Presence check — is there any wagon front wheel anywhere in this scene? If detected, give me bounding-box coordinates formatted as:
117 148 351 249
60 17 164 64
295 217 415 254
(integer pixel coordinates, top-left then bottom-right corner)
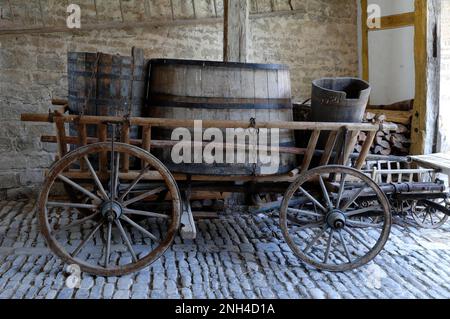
38 142 181 276
280 165 391 272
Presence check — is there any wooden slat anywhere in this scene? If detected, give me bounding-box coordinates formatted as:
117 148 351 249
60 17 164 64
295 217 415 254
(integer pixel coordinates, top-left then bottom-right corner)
121 123 130 172
54 116 68 160
301 130 320 173
77 123 88 171
142 126 152 152
355 130 377 170
98 124 108 173
319 131 339 166
341 130 360 166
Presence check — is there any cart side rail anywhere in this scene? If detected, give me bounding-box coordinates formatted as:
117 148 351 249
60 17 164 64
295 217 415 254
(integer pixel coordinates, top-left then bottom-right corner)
21 111 397 178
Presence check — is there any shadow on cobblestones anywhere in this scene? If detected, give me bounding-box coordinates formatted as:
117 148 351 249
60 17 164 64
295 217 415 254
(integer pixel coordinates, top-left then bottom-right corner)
1 199 450 299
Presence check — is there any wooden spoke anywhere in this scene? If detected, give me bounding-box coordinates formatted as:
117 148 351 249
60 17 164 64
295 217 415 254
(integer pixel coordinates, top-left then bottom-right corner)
319 176 333 210
104 222 112 267
336 173 347 209
345 206 383 217
323 229 334 264
296 222 324 230
123 186 166 207
52 213 99 234
287 207 324 219
47 202 98 210
304 225 327 254
299 187 327 212
346 220 382 228
343 227 372 250
119 165 150 201
340 185 366 211
71 221 104 258
123 208 169 219
121 215 159 242
338 231 352 263
114 152 120 196
84 156 109 200
115 219 138 263
58 174 101 202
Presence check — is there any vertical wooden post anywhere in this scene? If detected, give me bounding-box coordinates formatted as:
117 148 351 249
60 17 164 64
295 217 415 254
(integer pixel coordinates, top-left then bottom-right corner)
361 0 369 81
98 124 108 174
77 123 88 171
142 125 152 168
54 116 68 160
411 0 440 155
142 126 152 152
121 123 130 173
411 0 428 155
223 0 249 62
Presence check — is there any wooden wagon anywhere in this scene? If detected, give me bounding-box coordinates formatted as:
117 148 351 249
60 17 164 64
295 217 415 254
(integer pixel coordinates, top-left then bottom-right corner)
21 98 421 277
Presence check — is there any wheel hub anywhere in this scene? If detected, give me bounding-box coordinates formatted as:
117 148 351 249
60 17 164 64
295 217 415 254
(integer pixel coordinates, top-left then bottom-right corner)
326 210 347 229
100 201 123 221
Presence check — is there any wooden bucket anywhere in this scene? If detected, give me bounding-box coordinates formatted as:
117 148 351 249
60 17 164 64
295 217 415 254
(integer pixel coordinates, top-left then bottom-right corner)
147 59 297 176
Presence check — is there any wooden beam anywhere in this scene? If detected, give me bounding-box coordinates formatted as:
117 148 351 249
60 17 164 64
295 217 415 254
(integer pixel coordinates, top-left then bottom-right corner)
21 113 397 131
361 0 369 81
411 0 428 155
368 12 415 31
223 0 249 62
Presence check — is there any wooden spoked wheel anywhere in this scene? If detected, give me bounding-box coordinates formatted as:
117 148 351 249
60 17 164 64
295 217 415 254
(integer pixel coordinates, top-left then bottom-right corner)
38 142 181 276
411 199 449 229
280 165 391 272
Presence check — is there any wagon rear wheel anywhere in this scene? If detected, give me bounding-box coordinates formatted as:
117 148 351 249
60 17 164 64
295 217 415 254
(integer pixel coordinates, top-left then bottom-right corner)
280 165 391 272
411 199 449 229
38 142 181 276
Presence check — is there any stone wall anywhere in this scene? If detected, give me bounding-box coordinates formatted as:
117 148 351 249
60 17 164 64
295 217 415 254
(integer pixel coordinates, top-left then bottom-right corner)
0 0 358 198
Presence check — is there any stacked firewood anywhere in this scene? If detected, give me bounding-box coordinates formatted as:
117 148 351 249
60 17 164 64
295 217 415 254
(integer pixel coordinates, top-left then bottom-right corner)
293 99 413 156
356 113 411 156
356 100 413 156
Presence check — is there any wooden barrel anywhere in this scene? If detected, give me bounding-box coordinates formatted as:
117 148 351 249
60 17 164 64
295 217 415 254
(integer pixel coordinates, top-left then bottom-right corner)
67 48 148 140
147 59 297 176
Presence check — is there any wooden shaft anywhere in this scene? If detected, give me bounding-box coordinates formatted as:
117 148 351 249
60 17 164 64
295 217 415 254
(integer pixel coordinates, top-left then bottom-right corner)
21 113 397 132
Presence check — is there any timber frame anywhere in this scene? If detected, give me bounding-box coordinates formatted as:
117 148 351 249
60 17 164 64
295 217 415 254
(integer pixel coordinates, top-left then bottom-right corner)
361 0 441 155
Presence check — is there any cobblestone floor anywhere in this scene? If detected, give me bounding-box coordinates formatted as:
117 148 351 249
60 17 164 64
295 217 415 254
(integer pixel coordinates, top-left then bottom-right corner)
1 199 450 299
